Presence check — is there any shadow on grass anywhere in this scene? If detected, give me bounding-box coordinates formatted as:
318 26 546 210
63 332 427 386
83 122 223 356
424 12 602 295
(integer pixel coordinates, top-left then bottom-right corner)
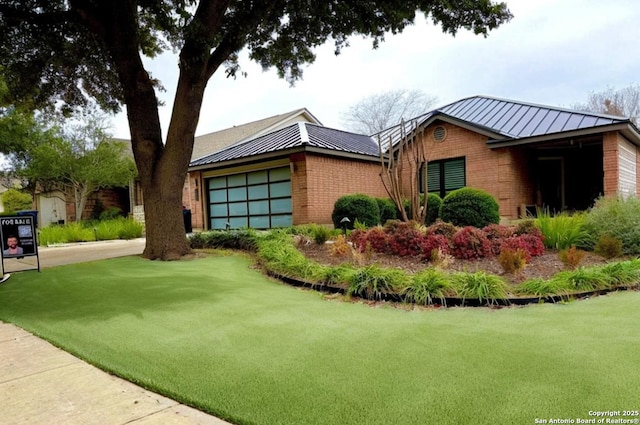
0 255 251 324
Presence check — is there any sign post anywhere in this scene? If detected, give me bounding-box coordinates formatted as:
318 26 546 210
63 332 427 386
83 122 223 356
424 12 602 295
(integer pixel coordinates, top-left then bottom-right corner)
0 215 40 274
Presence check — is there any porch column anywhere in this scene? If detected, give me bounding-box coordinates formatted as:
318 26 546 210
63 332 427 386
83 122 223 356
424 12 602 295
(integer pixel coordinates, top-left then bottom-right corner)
602 132 619 197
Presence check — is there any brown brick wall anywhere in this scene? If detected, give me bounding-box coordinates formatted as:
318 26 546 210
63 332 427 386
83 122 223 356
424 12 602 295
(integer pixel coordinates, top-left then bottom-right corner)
602 132 619 196
183 171 204 230
397 122 534 220
292 153 388 226
67 187 131 222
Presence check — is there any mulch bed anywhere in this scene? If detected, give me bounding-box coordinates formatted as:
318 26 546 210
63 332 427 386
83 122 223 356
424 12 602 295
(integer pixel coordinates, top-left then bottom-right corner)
296 240 611 286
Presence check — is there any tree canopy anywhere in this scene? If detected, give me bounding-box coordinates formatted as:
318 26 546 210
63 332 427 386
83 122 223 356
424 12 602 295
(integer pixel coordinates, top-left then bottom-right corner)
1 107 137 220
573 84 640 127
0 0 512 260
342 89 438 135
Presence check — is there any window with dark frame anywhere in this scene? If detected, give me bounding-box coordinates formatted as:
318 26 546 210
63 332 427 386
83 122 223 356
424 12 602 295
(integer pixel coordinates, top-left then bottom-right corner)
421 157 466 198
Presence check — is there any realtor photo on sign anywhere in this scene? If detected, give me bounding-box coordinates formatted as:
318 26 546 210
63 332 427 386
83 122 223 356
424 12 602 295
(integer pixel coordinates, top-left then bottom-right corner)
0 217 37 258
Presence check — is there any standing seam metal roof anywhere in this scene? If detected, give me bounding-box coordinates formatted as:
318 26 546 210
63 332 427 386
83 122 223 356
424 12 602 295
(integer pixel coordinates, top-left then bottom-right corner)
375 95 631 149
189 123 379 167
436 96 628 138
190 95 634 168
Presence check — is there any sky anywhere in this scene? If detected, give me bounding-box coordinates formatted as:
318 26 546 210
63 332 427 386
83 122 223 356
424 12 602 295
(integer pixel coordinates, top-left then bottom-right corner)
110 0 640 139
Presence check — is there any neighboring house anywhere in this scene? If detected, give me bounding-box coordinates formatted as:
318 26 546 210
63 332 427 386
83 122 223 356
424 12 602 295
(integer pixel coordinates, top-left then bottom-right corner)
187 95 640 230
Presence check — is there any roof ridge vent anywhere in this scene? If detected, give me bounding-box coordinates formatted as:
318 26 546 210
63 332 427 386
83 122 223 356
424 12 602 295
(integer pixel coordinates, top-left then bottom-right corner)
298 122 310 144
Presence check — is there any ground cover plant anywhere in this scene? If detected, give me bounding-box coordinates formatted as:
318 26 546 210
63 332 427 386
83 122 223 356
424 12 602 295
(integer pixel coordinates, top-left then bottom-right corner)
0 256 638 425
38 217 144 245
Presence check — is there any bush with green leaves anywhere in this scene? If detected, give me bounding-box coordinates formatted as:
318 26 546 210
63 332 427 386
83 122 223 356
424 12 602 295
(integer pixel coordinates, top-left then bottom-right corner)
515 278 570 298
307 223 332 244
439 187 500 228
332 194 380 229
376 198 398 225
548 267 611 292
39 222 95 245
39 218 144 245
534 208 590 250
424 193 442 225
593 235 623 259
452 271 509 304
255 231 324 281
99 207 123 221
348 264 408 300
401 269 453 305
2 188 32 212
403 193 442 225
189 228 258 251
96 217 143 240
599 259 640 288
584 196 640 255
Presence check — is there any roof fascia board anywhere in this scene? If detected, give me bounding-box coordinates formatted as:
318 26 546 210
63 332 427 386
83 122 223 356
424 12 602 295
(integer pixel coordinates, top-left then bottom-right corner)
487 123 640 148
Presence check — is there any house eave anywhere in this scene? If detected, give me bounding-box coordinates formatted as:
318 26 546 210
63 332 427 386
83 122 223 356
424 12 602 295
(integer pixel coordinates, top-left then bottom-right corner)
486 123 640 149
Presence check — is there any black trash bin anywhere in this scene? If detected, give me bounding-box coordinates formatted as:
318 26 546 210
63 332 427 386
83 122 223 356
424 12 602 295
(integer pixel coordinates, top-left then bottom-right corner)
16 210 39 228
182 209 192 233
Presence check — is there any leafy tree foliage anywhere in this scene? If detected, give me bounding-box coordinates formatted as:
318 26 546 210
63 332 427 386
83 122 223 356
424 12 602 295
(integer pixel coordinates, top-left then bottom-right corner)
22 135 136 222
1 188 32 212
1 107 137 221
342 89 438 135
0 0 512 259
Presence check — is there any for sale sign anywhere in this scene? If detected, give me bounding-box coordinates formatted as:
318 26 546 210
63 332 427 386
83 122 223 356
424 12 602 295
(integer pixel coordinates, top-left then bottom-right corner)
0 216 37 258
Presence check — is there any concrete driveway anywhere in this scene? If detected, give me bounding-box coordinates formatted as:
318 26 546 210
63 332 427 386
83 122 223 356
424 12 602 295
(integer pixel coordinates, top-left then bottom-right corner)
2 238 147 273
0 239 233 425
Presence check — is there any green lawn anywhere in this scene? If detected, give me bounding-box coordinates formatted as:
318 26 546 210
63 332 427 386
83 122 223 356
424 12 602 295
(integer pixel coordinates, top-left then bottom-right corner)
0 255 638 425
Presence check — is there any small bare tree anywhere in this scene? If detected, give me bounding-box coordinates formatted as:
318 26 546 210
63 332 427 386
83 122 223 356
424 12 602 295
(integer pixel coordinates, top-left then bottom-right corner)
378 119 429 223
343 89 438 135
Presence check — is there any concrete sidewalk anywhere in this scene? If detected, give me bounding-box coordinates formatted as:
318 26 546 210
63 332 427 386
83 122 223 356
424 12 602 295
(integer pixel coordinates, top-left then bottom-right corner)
0 240 233 425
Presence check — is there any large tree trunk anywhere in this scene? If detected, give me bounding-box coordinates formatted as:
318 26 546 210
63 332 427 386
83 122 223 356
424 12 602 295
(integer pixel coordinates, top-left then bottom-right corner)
75 0 229 260
139 172 189 260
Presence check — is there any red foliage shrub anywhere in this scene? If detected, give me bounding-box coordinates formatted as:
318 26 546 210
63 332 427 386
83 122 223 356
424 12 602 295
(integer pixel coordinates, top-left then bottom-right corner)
385 222 426 257
420 234 453 261
452 226 493 260
350 227 388 254
500 234 545 262
482 224 515 255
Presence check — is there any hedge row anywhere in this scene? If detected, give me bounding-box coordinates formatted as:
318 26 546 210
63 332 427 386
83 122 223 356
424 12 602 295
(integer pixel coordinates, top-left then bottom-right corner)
332 187 500 230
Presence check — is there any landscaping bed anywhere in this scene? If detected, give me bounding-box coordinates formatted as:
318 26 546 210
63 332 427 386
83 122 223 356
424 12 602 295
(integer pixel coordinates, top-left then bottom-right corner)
297 241 610 285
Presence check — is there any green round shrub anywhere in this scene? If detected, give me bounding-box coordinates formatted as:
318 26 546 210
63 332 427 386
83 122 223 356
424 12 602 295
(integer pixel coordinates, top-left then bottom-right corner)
425 193 442 225
403 193 441 225
376 198 398 225
332 194 380 229
440 187 500 228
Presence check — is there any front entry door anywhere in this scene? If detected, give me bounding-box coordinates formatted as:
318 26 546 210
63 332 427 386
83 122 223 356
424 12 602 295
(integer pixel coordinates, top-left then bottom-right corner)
537 157 564 213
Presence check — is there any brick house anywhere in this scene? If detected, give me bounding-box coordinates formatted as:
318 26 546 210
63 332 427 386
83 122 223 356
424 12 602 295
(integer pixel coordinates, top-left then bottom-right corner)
381 96 640 219
186 95 640 230
187 123 388 230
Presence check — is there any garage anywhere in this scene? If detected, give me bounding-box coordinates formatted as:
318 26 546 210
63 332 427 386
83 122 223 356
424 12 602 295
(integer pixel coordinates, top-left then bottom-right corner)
207 166 292 229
